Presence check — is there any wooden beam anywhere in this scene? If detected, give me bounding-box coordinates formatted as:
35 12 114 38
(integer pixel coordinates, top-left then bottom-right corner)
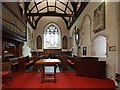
34 1 39 13
46 0 49 12
55 0 57 12
29 0 45 12
57 0 73 13
26 17 36 30
35 16 42 28
61 17 69 29
68 2 89 29
27 12 74 17
70 2 77 13
65 1 69 13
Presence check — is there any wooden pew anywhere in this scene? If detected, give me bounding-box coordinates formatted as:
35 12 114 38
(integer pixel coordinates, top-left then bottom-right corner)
75 60 106 79
59 56 68 71
18 56 33 71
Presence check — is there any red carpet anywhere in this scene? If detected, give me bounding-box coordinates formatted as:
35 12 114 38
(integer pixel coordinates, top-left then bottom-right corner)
2 72 115 89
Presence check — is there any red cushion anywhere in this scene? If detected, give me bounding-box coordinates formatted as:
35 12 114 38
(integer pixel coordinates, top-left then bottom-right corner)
25 63 30 66
25 60 33 66
67 59 75 65
67 59 72 63
29 60 33 64
70 62 75 65
2 71 9 77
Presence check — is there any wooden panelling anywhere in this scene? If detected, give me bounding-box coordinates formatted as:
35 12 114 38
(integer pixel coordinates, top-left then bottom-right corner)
31 49 71 56
75 60 106 79
2 38 24 62
44 49 61 54
2 2 27 42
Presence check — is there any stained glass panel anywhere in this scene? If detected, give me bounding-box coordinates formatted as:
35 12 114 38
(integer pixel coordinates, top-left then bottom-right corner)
45 25 59 48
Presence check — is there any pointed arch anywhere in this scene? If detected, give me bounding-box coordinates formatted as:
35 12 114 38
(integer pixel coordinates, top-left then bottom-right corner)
37 35 42 49
91 34 108 57
81 14 91 46
62 36 68 49
44 23 61 49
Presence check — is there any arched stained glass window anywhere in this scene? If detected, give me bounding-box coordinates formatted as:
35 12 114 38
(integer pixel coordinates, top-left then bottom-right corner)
44 23 61 49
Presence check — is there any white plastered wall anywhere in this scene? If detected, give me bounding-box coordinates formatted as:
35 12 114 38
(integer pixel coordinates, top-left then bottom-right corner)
118 2 120 74
34 17 69 52
118 1 120 88
69 2 119 80
22 23 34 57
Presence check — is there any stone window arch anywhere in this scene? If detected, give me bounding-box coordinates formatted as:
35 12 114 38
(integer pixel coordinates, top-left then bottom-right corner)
44 23 61 49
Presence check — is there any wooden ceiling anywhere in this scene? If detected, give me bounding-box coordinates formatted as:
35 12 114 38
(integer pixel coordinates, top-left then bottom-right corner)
25 0 89 30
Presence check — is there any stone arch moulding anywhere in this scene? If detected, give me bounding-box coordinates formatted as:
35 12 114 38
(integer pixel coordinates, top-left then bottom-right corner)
81 14 92 28
81 14 92 46
43 22 62 49
91 34 108 57
91 34 108 43
43 22 62 35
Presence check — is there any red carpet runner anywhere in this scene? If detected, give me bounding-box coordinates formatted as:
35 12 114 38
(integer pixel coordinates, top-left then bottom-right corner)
2 72 115 89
